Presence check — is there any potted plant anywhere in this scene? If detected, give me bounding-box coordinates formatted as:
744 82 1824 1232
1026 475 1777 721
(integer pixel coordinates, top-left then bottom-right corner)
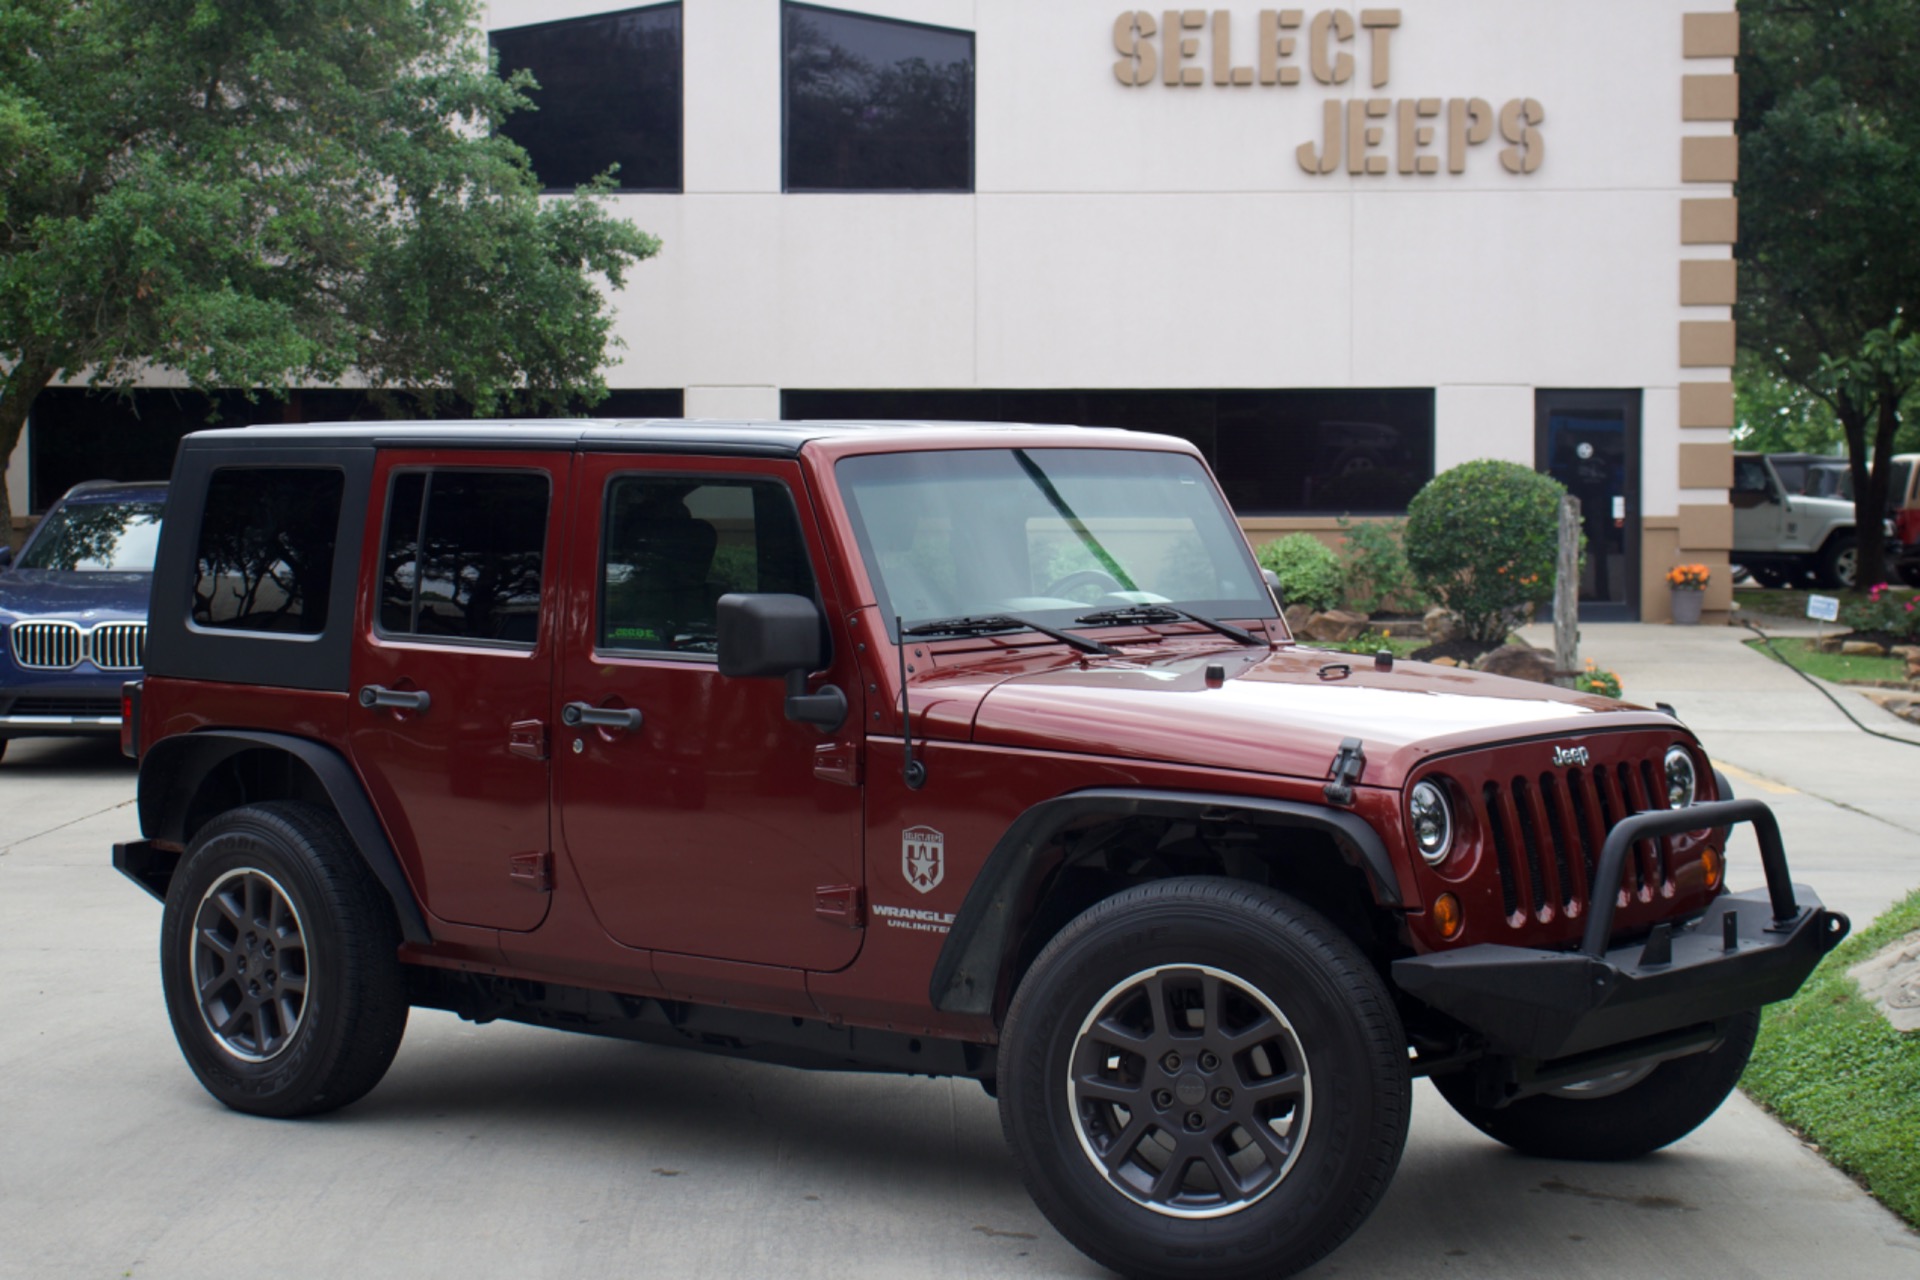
1667 563 1710 624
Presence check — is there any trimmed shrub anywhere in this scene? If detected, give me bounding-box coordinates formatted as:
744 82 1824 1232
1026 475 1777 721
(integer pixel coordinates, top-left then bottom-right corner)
1404 460 1568 644
1337 516 1421 615
1256 532 1345 613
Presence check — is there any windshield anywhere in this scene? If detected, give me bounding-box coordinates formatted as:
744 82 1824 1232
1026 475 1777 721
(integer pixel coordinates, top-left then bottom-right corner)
835 448 1274 637
18 499 164 572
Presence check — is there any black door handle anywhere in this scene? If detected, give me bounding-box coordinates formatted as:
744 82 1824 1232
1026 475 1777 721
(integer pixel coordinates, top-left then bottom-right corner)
561 701 643 731
359 684 431 713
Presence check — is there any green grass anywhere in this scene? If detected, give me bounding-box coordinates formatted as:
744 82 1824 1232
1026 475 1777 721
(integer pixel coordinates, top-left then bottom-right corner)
1733 584 1879 622
1742 888 1920 1228
1743 635 1912 684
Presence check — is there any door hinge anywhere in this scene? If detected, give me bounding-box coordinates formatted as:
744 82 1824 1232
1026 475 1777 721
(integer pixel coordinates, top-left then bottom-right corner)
508 719 548 762
813 741 861 786
509 850 554 892
814 884 864 928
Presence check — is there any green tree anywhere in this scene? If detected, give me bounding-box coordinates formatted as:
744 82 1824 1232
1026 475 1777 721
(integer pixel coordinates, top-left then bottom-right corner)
1738 0 1920 586
0 0 660 538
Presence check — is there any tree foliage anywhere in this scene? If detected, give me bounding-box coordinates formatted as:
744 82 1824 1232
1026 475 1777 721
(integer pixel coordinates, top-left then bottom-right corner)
0 0 660 537
1738 0 1920 584
1255 533 1344 613
1404 460 1567 644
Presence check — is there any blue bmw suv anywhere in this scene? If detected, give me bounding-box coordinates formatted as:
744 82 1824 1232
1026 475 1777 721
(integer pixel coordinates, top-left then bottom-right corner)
0 480 167 762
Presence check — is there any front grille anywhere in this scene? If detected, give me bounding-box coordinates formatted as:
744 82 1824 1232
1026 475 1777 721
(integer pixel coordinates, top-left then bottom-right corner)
5 620 146 671
9 621 82 670
8 697 120 717
1478 759 1672 927
89 622 146 670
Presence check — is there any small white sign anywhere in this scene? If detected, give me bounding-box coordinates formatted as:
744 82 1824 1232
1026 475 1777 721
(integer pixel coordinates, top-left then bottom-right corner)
1807 594 1841 623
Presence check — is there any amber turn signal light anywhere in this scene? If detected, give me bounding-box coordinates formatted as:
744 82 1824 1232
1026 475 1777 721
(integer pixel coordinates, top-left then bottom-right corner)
1701 846 1722 891
1433 892 1464 941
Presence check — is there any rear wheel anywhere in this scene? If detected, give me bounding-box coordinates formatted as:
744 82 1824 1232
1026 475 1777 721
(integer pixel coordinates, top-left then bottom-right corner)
1816 534 1858 589
1431 1010 1759 1161
999 879 1409 1280
160 801 408 1117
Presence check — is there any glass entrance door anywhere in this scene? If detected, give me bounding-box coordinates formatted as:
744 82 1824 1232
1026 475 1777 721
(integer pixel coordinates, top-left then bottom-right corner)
1536 390 1641 620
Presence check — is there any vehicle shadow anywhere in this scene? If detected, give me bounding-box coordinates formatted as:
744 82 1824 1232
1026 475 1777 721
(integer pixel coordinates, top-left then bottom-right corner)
0 736 135 776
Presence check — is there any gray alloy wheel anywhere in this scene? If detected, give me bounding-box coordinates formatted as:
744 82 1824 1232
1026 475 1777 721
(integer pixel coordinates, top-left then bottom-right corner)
1067 964 1313 1218
189 867 310 1063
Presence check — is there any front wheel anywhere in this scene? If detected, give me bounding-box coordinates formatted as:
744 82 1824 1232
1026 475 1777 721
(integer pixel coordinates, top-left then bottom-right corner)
160 801 409 1118
999 879 1410 1280
1431 1010 1759 1161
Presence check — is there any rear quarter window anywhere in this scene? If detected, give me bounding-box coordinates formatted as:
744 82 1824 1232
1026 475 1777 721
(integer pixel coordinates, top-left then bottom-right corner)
191 468 346 635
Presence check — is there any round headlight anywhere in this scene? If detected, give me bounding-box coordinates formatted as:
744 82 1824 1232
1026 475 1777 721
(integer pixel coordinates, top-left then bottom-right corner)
1409 779 1453 865
1664 745 1698 808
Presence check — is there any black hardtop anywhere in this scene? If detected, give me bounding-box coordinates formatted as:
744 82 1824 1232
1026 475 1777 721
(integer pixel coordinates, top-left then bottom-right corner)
176 417 1131 458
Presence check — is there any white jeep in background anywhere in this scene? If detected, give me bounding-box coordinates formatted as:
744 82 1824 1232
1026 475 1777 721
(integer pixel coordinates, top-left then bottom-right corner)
1732 452 1873 589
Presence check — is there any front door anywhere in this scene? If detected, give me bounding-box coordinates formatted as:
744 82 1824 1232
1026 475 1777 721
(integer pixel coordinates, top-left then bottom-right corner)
1537 390 1641 620
553 454 866 972
347 451 563 933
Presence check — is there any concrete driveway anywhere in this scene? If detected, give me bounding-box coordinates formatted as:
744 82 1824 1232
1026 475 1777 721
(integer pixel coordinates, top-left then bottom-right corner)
2 622 1916 1279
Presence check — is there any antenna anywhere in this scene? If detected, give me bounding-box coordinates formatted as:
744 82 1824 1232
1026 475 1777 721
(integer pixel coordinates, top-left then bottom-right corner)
897 617 926 790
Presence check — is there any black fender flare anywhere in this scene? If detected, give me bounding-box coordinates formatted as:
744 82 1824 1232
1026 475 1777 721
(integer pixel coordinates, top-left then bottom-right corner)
928 788 1403 1017
137 729 433 946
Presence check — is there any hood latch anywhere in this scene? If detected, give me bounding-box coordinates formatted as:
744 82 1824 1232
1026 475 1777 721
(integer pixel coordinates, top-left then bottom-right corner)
1324 738 1366 806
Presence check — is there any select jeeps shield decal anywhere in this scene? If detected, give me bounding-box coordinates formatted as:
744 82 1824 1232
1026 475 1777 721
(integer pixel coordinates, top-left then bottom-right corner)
1553 745 1590 767
903 825 944 894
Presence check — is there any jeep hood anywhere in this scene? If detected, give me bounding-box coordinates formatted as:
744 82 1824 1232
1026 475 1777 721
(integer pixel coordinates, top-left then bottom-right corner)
965 645 1671 790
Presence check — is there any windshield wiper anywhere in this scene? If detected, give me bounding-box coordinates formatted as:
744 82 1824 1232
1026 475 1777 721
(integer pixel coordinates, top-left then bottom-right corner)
902 614 1120 657
1075 604 1261 646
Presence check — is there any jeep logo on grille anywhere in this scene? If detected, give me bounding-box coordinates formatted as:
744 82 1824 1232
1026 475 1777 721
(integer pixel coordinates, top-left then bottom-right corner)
1552 745 1590 767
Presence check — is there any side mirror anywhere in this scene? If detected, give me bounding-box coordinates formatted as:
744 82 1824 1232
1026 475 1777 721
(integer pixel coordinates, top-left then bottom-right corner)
717 593 847 733
1262 567 1285 607
0 545 12 569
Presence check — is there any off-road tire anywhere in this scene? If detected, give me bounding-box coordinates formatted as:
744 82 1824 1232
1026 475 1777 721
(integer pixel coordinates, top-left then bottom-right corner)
160 801 408 1117
1816 534 1858 590
1431 1010 1759 1161
999 878 1409 1280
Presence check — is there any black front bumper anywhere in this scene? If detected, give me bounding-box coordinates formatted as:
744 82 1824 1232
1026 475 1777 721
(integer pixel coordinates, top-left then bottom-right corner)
1392 799 1851 1062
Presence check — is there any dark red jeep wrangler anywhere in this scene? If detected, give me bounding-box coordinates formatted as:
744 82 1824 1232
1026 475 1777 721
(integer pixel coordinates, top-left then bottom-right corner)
115 420 1846 1279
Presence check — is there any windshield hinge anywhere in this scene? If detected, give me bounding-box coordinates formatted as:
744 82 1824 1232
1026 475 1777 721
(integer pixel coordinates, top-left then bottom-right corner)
1324 738 1366 806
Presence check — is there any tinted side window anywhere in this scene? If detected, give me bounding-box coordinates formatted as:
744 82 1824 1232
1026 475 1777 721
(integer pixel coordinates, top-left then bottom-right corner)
491 4 683 192
192 468 344 634
784 3 973 192
1733 457 1770 493
601 477 816 655
380 471 550 646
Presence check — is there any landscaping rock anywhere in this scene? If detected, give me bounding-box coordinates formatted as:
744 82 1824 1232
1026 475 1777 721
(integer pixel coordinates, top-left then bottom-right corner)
1431 656 1458 667
1472 644 1558 684
1847 930 1920 1034
1422 605 1460 644
1841 640 1888 657
1283 603 1314 635
1892 644 1920 662
1303 609 1370 643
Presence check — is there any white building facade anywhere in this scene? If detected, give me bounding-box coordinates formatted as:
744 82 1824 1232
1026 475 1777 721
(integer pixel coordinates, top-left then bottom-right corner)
12 0 1742 619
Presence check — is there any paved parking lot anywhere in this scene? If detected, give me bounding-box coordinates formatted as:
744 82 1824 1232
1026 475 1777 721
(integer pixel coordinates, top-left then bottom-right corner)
3 622 1917 1278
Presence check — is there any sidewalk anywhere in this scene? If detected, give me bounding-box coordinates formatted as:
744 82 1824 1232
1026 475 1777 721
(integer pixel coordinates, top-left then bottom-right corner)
1517 617 1920 924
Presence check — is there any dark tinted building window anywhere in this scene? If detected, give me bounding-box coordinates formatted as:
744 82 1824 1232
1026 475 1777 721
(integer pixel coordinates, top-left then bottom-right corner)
784 3 973 192
600 476 816 655
492 4 682 192
782 389 1436 516
192 469 345 634
380 470 551 645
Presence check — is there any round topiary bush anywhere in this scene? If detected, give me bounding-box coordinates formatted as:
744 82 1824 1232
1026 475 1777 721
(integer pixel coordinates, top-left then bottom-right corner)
1404 460 1569 643
1256 532 1345 613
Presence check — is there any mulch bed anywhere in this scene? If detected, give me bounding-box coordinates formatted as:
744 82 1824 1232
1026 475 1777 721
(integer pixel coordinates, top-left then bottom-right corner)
1408 638 1501 665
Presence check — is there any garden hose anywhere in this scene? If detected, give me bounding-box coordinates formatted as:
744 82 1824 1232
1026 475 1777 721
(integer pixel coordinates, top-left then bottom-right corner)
1740 620 1920 750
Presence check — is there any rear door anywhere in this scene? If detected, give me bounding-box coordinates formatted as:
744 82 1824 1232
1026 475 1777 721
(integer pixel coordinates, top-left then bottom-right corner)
553 453 866 972
348 450 563 933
